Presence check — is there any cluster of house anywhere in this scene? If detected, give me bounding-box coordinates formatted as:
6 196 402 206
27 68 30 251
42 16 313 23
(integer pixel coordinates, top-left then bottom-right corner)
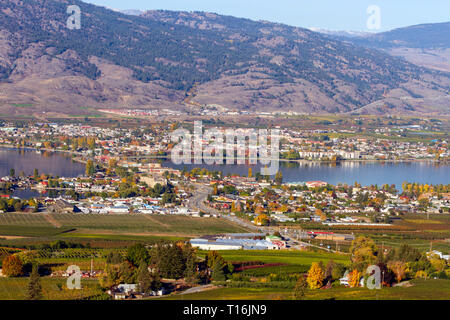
0 120 447 169
279 127 448 161
107 284 169 300
427 250 450 261
206 175 450 226
45 197 202 217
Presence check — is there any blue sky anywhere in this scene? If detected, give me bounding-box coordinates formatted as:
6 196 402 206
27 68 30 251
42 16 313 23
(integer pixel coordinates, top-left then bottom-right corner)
84 0 450 32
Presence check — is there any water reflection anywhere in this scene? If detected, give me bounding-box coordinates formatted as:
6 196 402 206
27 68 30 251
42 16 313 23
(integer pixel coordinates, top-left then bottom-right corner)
0 148 85 178
163 160 449 188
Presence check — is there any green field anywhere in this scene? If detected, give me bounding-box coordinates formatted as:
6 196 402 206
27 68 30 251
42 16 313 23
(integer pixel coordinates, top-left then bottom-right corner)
163 279 450 300
0 213 248 243
199 250 349 267
0 278 104 300
48 214 247 234
197 250 350 276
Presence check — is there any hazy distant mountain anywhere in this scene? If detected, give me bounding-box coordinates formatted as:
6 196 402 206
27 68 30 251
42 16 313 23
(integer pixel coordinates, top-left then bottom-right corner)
0 0 448 116
308 28 372 38
326 22 450 74
119 9 144 16
348 22 450 49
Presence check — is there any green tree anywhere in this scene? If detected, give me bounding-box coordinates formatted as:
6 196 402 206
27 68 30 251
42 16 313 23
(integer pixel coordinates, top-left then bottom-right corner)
100 264 121 289
13 201 23 212
331 263 346 280
293 276 308 300
211 259 226 281
9 168 15 177
126 244 150 267
136 261 153 294
106 252 124 265
184 250 199 285
349 236 378 271
206 251 226 270
118 261 136 283
150 241 185 279
26 264 42 300
85 159 95 176
324 260 336 280
275 171 283 185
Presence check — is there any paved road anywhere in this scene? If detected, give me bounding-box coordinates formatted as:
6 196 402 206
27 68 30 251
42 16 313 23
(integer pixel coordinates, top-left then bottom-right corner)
178 284 216 295
187 183 259 231
187 183 345 254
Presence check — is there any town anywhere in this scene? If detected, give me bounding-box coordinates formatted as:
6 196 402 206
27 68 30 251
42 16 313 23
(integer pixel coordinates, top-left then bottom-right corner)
0 118 448 301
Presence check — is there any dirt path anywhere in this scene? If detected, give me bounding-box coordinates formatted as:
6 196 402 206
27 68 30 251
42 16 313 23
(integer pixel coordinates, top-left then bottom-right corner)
0 235 27 240
42 213 62 228
143 215 170 228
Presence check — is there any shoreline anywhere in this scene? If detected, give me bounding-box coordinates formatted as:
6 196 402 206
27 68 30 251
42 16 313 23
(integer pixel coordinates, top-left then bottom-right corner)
0 144 447 165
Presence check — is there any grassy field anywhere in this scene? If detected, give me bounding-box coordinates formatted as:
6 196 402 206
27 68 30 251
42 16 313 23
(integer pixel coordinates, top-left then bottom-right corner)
163 279 450 300
197 250 350 276
0 213 248 247
199 250 349 266
0 278 104 300
46 213 247 235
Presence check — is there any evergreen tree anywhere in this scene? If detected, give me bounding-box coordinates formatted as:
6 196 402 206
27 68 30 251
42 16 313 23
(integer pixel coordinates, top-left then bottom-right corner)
85 159 95 176
184 252 199 285
275 171 283 185
27 264 42 300
324 260 336 280
293 276 308 300
136 261 153 295
126 243 149 267
211 259 226 282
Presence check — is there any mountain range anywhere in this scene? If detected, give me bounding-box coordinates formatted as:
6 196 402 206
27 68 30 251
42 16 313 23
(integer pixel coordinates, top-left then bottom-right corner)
0 0 448 117
320 22 450 75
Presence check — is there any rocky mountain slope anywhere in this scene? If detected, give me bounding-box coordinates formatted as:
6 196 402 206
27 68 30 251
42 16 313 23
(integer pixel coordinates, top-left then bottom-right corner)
0 0 448 116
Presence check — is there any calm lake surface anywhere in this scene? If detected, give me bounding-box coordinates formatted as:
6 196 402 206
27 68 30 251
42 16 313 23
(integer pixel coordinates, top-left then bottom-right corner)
0 148 86 198
0 148 447 194
0 148 85 178
164 160 449 189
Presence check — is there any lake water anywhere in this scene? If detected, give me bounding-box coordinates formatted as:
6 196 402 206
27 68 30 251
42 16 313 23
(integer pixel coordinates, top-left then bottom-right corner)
163 160 449 189
0 148 447 195
0 148 85 178
0 148 85 199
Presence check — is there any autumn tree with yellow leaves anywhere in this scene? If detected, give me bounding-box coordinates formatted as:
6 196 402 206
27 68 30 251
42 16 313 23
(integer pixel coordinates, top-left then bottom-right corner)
388 261 407 283
307 262 324 289
348 269 362 288
254 214 270 226
349 236 378 271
